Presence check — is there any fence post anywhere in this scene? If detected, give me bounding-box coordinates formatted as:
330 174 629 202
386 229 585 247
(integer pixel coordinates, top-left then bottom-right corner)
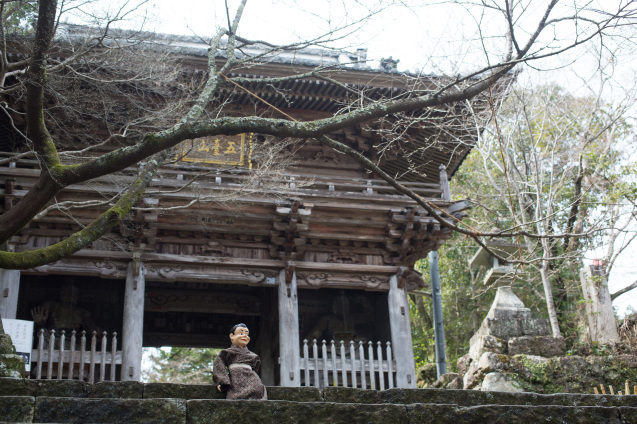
36 329 44 379
321 340 328 388
349 341 357 388
57 331 65 379
367 341 376 390
331 341 338 386
340 341 347 387
110 332 118 381
377 342 384 391
312 340 319 388
302 339 309 386
359 341 366 389
47 330 55 380
79 331 86 381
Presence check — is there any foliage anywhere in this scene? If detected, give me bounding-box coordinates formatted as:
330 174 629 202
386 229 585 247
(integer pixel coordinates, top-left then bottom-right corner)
2 0 37 35
409 82 637 368
142 347 220 385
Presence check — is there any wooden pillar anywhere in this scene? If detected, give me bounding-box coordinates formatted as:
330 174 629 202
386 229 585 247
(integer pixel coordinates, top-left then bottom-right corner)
278 268 300 386
121 260 146 381
0 269 20 319
388 274 417 388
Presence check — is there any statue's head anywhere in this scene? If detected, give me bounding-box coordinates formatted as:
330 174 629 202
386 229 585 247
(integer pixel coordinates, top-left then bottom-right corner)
60 284 79 306
229 323 250 348
332 291 350 317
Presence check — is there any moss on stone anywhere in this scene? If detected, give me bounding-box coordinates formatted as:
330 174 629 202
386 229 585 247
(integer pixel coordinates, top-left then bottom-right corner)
0 396 34 423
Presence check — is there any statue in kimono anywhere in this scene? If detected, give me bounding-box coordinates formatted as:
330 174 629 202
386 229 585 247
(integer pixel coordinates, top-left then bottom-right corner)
213 323 267 400
30 284 100 348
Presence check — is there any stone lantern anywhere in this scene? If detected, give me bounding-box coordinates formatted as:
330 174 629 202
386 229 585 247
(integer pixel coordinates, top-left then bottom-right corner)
460 232 565 391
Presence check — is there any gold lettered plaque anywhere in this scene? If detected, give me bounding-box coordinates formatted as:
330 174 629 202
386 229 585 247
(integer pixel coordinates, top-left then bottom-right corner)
176 133 253 168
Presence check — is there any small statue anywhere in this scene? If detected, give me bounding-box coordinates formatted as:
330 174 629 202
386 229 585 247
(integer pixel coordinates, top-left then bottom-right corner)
213 323 267 400
30 284 100 348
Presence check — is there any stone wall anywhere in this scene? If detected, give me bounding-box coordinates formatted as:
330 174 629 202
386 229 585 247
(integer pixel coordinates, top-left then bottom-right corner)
460 353 637 394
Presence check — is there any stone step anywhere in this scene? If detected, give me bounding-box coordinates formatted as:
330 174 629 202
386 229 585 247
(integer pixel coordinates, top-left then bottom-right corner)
1 396 636 423
1 378 636 408
1 378 637 423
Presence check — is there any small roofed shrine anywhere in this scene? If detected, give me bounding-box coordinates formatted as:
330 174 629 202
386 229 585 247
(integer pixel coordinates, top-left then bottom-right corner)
468 231 528 287
0 26 507 388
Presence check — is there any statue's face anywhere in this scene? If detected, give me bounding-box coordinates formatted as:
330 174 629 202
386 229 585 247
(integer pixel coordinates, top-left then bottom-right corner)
230 326 250 348
60 285 79 306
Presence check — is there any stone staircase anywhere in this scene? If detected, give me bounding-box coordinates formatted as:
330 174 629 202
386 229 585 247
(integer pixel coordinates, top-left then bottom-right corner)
0 378 636 423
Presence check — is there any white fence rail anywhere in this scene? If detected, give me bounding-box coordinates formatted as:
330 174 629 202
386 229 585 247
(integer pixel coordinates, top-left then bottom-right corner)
300 339 396 389
31 329 122 383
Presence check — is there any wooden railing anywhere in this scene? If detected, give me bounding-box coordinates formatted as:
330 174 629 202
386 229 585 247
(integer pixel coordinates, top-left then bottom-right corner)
300 339 396 389
31 329 122 383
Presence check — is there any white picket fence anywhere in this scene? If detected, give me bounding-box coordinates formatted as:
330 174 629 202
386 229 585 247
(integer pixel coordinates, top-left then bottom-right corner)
31 329 122 383
300 339 396 389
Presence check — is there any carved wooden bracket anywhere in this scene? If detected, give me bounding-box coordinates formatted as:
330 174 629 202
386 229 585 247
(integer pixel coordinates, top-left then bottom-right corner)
285 260 296 285
271 201 312 261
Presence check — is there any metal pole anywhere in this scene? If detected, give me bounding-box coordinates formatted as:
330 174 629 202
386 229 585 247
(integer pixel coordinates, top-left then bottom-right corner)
429 250 447 378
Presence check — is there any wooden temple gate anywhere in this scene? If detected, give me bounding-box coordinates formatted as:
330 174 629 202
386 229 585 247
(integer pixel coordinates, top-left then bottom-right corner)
0 28 492 387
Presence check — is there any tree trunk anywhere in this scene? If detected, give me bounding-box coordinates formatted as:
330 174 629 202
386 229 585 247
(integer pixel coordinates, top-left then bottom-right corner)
539 263 562 338
579 265 619 344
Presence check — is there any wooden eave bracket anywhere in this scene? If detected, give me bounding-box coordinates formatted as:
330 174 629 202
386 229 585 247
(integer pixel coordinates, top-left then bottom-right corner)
396 265 425 290
272 200 312 261
285 260 295 286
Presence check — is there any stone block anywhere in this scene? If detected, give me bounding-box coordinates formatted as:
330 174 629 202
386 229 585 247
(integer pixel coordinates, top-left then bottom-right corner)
144 382 222 400
484 317 525 339
91 381 143 398
520 318 551 336
462 357 482 390
481 372 524 392
433 372 461 389
408 404 622 424
446 375 464 390
186 399 409 424
35 397 186 424
0 377 91 398
508 336 566 357
469 335 506 360
416 363 438 386
619 407 637 424
457 354 472 378
0 334 15 355
477 352 513 373
0 396 34 423
383 388 456 405
267 386 322 402
323 386 381 404
0 354 24 378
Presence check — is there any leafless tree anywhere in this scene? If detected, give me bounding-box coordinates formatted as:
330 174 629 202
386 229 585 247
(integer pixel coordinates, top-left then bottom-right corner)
1 0 636 271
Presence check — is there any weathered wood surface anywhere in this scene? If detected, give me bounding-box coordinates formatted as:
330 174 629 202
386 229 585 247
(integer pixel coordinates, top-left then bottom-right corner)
32 329 121 383
3 154 459 286
388 274 417 388
0 268 20 319
121 262 146 382
300 339 396 389
278 269 301 387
